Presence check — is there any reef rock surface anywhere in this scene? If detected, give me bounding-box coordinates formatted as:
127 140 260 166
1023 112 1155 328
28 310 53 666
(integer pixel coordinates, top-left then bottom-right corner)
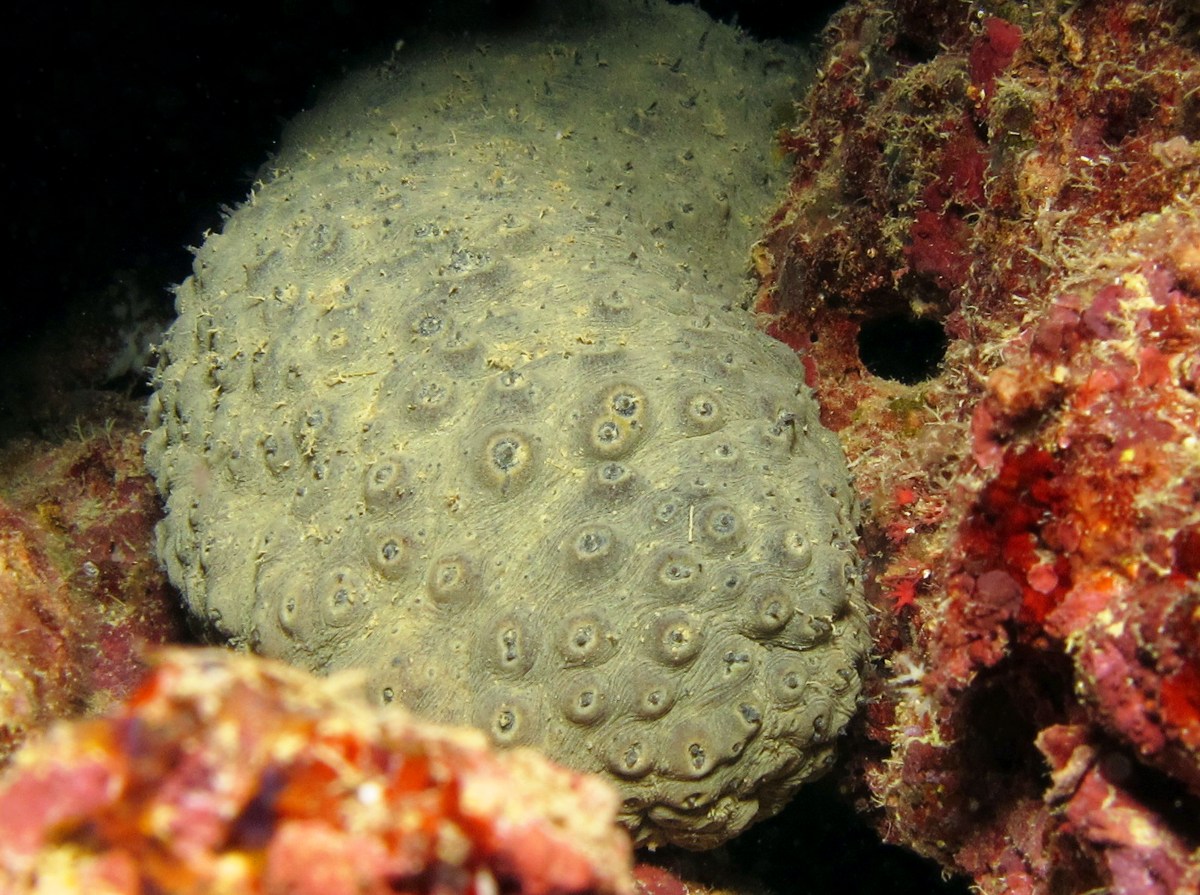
754 0 1200 890
146 0 869 849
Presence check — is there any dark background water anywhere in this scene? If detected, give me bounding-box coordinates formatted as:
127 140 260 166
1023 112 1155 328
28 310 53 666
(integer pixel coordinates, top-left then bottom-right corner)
1 3 969 892
1 0 839 355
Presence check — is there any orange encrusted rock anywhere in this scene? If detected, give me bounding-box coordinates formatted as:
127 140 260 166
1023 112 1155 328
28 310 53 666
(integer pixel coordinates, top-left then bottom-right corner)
0 648 637 895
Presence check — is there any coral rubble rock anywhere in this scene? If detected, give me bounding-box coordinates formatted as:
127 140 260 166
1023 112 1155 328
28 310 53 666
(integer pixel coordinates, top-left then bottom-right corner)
0 421 182 765
0 505 78 762
754 0 1200 891
145 0 870 849
0 648 637 895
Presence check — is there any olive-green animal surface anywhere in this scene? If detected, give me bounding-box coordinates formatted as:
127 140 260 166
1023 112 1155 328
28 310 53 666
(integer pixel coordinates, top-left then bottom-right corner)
146 0 869 850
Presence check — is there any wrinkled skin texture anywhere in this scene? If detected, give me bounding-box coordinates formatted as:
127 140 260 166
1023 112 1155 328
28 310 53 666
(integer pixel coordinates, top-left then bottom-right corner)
146 0 870 849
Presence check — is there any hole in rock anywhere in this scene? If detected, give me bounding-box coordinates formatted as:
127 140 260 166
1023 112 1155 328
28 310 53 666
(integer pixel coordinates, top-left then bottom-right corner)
957 648 1076 820
857 314 948 384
